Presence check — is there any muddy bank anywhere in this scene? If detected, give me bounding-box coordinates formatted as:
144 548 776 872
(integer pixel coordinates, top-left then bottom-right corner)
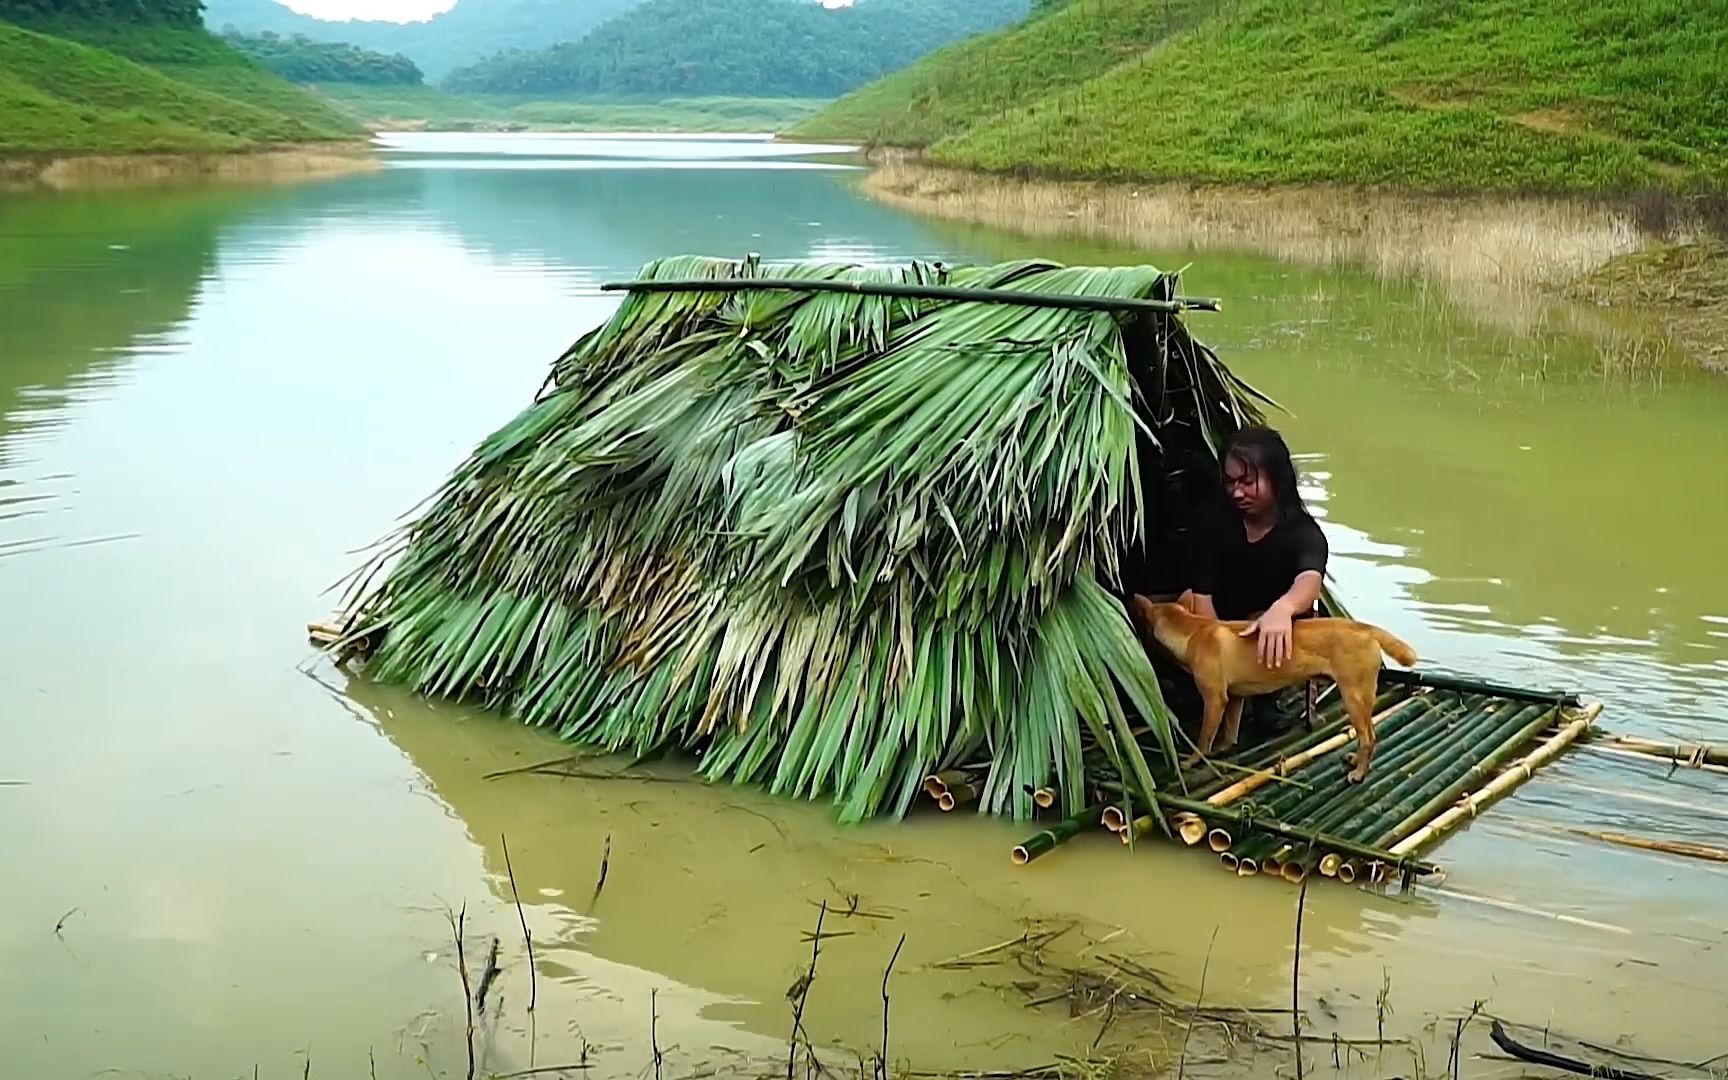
0 142 379 191
860 155 1721 369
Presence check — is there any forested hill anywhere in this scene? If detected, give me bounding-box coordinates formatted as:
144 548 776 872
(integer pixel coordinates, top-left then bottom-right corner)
203 0 645 80
795 0 1728 195
0 0 359 155
443 0 1028 98
223 30 423 85
0 0 202 25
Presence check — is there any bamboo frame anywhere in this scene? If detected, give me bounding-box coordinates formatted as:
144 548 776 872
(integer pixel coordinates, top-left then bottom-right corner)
1388 702 1601 857
1199 694 1433 808
600 277 1222 316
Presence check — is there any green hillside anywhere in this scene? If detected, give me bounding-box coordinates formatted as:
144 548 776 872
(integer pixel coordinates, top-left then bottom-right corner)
798 0 1728 194
223 30 423 86
792 0 1218 147
0 19 357 154
443 0 1027 99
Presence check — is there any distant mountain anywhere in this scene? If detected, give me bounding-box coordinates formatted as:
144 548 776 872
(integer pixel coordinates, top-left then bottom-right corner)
201 0 646 79
443 0 1029 98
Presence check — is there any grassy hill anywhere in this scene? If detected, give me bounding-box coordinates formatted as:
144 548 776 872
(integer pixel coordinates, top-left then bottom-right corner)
0 20 358 154
795 0 1728 194
792 0 1218 147
443 0 1027 99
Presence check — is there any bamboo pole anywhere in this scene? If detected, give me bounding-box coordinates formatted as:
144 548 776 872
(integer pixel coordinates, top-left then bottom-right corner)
1388 703 1601 857
1379 668 1579 708
1101 804 1129 832
1200 694 1438 809
1011 806 1106 865
600 277 1223 316
1571 830 1728 864
1595 734 1728 769
1573 742 1728 777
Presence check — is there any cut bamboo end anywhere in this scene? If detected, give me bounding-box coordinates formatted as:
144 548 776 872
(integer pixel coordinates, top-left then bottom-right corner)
1206 827 1233 853
938 783 978 812
1260 857 1283 877
1336 861 1359 884
1389 702 1601 858
1219 852 1239 872
1101 805 1128 832
1367 861 1388 885
1174 813 1208 846
924 769 970 799
1010 845 1031 866
1282 861 1309 885
1236 856 1259 877
1117 815 1156 844
1033 787 1058 810
1318 853 1345 878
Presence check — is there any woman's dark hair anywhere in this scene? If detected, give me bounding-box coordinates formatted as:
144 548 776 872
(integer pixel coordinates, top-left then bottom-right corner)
1222 426 1312 522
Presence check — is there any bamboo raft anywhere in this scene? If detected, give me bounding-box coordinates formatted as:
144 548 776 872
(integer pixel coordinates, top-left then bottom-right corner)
973 672 1604 885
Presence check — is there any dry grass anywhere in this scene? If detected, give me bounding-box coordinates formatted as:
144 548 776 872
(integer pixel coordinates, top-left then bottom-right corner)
0 143 378 191
1569 241 1728 373
864 154 1670 291
861 155 1718 373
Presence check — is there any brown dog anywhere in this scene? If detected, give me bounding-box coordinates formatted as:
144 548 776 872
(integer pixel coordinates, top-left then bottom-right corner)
1129 597 1417 783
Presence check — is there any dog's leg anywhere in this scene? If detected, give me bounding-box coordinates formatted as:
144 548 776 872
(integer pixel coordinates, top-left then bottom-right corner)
1342 680 1377 783
1303 680 1317 731
1185 688 1229 767
1219 697 1244 753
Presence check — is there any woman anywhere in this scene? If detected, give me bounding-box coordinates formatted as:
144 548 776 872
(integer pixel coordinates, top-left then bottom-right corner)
1182 427 1328 670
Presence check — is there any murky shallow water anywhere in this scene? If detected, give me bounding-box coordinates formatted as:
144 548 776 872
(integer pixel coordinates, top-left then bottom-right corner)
2 134 1726 1080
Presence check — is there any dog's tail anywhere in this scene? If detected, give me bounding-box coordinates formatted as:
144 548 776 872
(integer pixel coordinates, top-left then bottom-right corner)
1369 625 1417 667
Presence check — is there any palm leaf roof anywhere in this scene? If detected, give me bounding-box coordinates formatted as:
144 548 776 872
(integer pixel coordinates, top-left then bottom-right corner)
338 254 1268 822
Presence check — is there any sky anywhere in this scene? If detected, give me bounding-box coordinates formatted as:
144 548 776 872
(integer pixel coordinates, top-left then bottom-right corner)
280 0 852 20
280 0 454 20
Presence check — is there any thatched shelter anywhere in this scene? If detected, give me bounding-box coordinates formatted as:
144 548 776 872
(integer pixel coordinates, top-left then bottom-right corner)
332 254 1270 822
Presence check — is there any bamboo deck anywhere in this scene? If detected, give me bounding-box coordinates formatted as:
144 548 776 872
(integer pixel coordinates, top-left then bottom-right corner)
993 675 1603 885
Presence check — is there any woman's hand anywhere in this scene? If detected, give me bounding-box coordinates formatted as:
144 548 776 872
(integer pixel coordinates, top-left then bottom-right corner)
1241 603 1294 668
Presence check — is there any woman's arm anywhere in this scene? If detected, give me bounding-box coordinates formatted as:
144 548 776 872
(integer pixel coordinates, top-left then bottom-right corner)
1240 520 1328 668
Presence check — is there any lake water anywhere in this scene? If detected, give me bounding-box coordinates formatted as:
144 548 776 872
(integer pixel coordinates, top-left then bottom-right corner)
3 133 1726 1080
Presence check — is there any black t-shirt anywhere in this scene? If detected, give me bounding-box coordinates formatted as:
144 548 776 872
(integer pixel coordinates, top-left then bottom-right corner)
1190 508 1328 620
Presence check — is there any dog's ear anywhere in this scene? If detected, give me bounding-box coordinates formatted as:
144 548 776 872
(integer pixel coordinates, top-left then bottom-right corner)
1126 594 1155 630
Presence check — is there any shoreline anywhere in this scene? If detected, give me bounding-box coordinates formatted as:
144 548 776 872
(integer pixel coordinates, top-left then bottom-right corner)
0 141 380 192
858 153 1724 371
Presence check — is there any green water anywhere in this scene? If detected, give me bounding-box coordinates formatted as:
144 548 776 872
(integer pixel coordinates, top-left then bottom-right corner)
2 136 1726 1080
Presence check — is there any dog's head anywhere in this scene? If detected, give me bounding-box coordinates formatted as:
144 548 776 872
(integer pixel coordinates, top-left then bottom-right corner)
1127 595 1188 646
